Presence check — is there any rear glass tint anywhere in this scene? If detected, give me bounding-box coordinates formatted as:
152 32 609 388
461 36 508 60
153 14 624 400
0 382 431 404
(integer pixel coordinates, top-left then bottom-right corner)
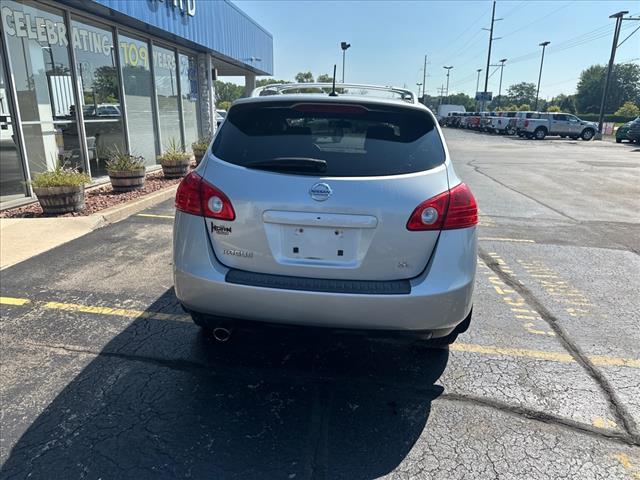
211 101 445 177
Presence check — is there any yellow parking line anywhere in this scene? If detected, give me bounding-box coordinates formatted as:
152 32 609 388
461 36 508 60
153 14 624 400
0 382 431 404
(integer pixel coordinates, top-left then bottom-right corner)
136 213 175 219
452 343 639 369
0 296 31 306
4 297 639 369
479 237 536 243
42 301 189 322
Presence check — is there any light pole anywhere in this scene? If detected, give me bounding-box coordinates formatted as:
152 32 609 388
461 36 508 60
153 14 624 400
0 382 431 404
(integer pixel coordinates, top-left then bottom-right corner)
443 66 453 103
535 41 550 111
475 68 482 110
340 42 351 83
496 58 507 108
416 82 423 98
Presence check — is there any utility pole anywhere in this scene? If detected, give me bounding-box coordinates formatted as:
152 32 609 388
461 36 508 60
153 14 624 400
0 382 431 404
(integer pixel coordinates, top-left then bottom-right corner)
481 0 502 111
489 59 507 108
534 41 550 111
596 11 639 139
482 0 497 108
422 54 428 102
475 68 482 111
438 84 445 106
416 82 423 98
443 66 453 103
497 58 507 108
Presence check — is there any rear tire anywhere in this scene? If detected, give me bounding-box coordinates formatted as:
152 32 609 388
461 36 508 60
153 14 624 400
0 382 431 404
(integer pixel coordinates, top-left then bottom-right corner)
616 138 622 143
534 127 547 140
581 128 595 141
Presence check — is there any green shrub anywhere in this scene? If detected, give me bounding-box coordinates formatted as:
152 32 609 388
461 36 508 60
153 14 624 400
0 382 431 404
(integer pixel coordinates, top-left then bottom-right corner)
30 165 90 188
158 137 190 163
191 137 211 155
106 147 145 172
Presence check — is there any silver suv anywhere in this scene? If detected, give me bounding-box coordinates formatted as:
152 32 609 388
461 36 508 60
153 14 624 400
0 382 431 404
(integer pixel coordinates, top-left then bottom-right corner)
173 84 477 344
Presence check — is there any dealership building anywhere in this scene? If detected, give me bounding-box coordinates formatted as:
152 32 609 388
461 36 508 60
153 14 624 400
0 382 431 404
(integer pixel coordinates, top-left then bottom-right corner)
0 0 273 208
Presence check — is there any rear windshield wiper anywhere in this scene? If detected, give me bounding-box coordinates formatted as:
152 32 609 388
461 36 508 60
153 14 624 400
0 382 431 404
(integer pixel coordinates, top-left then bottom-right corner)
245 157 327 174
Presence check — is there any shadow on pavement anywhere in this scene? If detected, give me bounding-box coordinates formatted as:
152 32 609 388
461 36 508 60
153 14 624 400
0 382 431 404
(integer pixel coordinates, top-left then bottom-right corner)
1 289 449 479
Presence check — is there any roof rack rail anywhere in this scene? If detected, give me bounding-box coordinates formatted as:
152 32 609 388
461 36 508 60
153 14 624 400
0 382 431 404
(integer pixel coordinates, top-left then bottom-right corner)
250 83 418 104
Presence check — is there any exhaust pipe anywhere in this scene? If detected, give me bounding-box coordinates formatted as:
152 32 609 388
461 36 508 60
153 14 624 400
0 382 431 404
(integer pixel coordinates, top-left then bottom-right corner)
212 326 232 342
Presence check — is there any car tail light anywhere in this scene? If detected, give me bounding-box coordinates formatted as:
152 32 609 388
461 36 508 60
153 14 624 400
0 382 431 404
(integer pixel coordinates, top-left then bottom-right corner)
175 172 235 221
407 183 477 231
524 120 529 127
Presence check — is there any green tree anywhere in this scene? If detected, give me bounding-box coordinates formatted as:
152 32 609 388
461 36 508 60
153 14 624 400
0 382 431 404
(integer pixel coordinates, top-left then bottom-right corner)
547 105 561 112
217 101 232 111
519 103 532 111
614 101 639 117
92 66 119 103
445 92 476 112
506 82 537 107
256 78 289 87
316 73 333 83
214 80 244 103
576 63 640 114
295 71 314 83
549 93 577 113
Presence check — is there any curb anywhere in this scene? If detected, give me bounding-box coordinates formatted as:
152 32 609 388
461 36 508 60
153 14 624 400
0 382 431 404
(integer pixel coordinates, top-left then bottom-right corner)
93 185 178 225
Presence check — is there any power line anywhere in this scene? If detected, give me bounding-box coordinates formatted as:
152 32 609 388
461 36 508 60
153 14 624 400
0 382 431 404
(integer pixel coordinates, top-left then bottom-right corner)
429 3 493 65
617 24 640 47
500 1 575 38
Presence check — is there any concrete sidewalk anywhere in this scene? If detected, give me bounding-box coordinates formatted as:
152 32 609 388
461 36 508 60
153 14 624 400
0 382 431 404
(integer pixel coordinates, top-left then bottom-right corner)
0 185 177 270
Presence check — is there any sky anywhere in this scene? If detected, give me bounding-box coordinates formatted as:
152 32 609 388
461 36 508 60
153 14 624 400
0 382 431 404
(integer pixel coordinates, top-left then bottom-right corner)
233 0 640 100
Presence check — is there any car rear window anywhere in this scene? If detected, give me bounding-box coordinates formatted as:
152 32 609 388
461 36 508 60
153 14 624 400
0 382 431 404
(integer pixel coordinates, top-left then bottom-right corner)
211 101 445 177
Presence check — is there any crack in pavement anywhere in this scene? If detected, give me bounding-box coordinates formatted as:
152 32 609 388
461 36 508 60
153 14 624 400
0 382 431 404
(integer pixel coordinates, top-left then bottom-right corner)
478 249 640 445
467 159 578 222
10 338 640 448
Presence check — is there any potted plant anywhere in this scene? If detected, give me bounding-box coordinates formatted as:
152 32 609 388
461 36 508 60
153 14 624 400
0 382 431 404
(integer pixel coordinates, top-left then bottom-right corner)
30 164 90 215
191 137 211 166
106 148 146 192
158 138 191 179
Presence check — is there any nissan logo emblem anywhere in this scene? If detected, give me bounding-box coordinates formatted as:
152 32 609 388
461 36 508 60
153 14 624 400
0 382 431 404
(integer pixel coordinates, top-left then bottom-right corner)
309 183 332 201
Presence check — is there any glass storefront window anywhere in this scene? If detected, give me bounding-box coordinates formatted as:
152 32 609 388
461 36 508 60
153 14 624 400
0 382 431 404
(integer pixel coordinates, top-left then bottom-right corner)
2 0 82 178
153 45 181 152
71 17 125 177
0 46 28 203
119 34 156 165
179 53 198 152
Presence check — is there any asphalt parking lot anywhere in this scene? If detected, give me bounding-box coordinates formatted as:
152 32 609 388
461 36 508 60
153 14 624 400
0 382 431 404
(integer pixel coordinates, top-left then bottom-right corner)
1 130 639 479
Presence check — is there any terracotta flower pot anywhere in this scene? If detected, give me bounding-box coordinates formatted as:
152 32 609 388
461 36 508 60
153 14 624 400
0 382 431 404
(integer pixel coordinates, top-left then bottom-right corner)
33 185 85 215
108 168 146 192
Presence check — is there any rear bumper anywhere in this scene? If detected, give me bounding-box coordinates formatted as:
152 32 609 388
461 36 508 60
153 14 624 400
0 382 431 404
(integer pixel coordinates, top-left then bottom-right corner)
173 212 476 333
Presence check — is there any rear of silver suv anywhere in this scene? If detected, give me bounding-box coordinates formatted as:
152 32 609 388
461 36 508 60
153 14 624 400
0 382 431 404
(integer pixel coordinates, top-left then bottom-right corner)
173 90 477 344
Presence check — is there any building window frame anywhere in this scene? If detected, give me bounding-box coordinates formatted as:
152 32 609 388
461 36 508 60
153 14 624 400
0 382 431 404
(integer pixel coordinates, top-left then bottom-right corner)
0 25 32 203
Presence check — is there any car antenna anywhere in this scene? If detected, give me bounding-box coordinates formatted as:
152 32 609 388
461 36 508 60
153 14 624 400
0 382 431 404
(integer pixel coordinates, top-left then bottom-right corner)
329 65 338 96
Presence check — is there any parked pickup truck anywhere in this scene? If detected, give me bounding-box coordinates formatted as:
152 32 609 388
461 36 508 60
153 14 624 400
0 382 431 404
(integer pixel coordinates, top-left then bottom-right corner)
521 113 598 140
488 112 517 135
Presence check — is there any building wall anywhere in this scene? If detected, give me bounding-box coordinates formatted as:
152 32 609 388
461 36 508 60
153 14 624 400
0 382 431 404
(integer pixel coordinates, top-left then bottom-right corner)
60 0 273 75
